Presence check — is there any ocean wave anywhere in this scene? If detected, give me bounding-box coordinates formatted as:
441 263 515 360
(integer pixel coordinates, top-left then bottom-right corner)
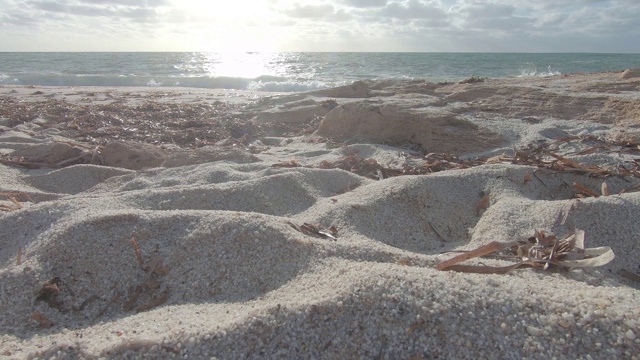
517 65 562 78
0 73 332 92
248 79 333 92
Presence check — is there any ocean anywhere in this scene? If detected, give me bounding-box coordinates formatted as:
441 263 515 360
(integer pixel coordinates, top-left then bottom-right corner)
1 52 639 92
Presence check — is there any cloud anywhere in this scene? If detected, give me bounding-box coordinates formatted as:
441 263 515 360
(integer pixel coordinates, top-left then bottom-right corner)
22 0 166 21
1 0 639 51
341 0 387 8
282 3 336 19
78 0 168 5
0 9 39 27
448 2 531 32
380 0 447 20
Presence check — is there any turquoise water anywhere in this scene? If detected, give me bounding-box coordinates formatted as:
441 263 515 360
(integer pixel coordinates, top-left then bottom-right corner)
1 52 638 91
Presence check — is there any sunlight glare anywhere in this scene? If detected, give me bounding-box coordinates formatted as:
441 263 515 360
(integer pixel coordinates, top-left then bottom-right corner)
202 52 281 79
176 0 281 52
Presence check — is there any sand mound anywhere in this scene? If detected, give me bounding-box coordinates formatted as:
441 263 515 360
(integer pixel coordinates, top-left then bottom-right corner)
7 142 87 166
1 73 639 359
309 80 370 98
621 68 640 79
102 141 166 170
316 101 503 154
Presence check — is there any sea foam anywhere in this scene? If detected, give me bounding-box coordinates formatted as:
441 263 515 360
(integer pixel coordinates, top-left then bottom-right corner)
0 73 333 92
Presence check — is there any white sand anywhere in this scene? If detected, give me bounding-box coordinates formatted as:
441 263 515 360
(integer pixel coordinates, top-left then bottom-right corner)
1 71 640 359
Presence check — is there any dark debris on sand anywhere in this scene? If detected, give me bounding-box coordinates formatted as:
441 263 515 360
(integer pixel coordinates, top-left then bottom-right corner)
0 96 319 148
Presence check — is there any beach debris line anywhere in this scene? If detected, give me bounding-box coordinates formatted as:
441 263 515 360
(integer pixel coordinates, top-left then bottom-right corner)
287 221 338 241
0 95 315 148
435 229 615 274
269 136 640 181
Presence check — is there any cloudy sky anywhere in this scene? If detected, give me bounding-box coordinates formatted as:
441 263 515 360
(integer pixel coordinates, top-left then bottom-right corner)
1 0 639 52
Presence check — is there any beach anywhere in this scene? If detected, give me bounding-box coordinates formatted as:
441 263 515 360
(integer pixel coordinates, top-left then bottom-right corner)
1 70 640 359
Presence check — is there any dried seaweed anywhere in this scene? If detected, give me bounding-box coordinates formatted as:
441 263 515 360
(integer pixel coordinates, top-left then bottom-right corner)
0 192 34 211
313 152 485 180
121 238 171 313
269 135 640 183
436 229 615 274
134 289 169 313
34 277 64 310
287 221 338 241
428 222 447 242
15 246 23 266
476 193 490 215
0 95 314 149
573 182 600 198
30 311 54 328
130 236 144 269
271 160 301 168
2 93 639 186
618 269 640 283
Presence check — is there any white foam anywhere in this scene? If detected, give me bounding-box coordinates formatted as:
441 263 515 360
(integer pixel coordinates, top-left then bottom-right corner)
518 65 562 78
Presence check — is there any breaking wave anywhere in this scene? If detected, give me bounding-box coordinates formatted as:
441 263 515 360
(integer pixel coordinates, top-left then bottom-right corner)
0 73 333 92
517 65 562 78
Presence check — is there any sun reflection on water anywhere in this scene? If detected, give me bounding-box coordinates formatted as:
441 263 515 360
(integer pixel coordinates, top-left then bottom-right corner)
201 52 283 79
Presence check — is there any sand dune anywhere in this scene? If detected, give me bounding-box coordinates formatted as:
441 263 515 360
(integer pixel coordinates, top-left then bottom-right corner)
1 71 639 359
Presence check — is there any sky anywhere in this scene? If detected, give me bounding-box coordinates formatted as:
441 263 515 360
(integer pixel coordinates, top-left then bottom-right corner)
0 0 639 52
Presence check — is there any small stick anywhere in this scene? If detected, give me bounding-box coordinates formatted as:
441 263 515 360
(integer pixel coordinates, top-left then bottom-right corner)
531 169 547 188
428 222 447 242
439 262 529 274
8 195 21 209
17 246 23 265
130 236 144 269
436 241 519 271
618 269 640 283
573 182 599 197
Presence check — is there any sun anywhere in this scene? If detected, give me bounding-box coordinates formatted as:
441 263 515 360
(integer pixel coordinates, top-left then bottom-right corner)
176 0 273 23
173 0 283 52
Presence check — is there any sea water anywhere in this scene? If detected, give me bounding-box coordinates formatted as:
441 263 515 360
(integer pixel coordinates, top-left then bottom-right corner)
1 52 638 92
